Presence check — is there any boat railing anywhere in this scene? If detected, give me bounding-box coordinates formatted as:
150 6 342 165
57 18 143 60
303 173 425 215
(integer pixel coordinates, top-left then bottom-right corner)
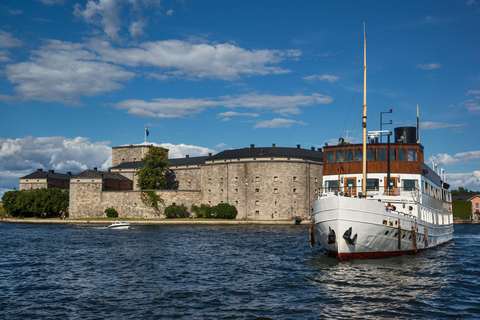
320 186 420 199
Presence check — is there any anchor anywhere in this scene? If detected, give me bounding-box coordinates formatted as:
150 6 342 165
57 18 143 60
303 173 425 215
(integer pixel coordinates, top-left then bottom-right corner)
343 227 357 245
327 226 336 244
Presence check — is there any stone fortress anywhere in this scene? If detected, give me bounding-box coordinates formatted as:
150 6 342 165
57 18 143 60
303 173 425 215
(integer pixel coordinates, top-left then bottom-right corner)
24 143 324 220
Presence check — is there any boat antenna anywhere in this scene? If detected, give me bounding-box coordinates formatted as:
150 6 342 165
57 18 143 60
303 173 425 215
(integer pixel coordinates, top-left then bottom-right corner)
416 104 420 143
362 23 367 197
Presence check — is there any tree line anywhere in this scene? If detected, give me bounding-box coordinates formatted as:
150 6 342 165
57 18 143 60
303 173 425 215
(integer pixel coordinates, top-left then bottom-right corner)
2 188 69 218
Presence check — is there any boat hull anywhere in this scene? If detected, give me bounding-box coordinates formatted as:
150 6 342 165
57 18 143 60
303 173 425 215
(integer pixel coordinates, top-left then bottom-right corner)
312 195 453 260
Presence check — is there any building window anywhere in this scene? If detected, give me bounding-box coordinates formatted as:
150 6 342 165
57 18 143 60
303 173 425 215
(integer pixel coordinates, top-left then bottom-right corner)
315 178 318 183
208 190 211 194
326 151 335 163
274 176 278 181
235 201 238 205
208 178 212 182
274 188 278 194
274 210 278 215
293 188 297 193
255 188 259 192
255 210 259 215
235 176 238 181
294 201 297 205
275 201 278 205
255 200 259 206
220 178 224 182
293 176 297 181
220 189 224 194
255 176 259 182
235 189 238 193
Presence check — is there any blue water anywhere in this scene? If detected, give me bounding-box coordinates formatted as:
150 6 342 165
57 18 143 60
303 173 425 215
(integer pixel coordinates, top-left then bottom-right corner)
0 223 479 319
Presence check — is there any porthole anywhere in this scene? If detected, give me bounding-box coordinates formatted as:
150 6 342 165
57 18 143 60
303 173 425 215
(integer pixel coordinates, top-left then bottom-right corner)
385 230 389 236
402 234 406 239
393 232 398 237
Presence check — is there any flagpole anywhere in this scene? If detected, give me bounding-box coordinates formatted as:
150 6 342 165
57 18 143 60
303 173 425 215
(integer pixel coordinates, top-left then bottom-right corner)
145 125 146 143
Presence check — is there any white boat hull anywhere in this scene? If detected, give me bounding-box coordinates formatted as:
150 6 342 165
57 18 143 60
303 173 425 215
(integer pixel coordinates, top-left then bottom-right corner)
312 195 453 259
108 222 131 229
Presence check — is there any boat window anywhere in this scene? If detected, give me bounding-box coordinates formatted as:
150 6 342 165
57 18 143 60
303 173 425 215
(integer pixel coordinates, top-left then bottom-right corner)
336 151 344 163
377 149 386 161
389 149 396 161
366 179 379 191
326 151 335 163
408 149 417 161
325 180 339 191
403 179 417 191
367 149 376 161
397 149 406 161
345 150 353 162
354 149 362 161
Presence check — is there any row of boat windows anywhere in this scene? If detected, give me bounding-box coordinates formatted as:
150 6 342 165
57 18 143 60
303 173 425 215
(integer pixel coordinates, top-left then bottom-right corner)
325 149 417 164
325 178 418 191
422 181 451 202
420 208 451 224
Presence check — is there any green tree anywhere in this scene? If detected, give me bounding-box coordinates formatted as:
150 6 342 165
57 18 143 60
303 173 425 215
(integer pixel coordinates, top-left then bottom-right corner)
1 188 69 218
164 203 189 218
135 147 170 212
451 187 479 196
136 147 170 190
452 200 472 219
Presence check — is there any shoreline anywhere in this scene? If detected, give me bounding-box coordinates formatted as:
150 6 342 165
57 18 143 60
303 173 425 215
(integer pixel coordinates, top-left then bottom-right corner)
0 218 312 225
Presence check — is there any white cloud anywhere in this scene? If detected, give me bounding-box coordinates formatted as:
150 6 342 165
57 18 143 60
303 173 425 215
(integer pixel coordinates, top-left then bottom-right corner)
303 74 339 83
465 102 480 114
254 118 307 129
215 143 228 149
466 90 480 96
154 142 216 159
89 39 299 80
420 121 467 130
0 136 113 194
429 150 480 167
5 40 134 104
166 9 174 16
416 63 442 70
38 0 65 5
113 92 333 118
74 0 123 40
0 30 23 62
129 21 145 38
221 117 231 122
217 111 260 118
445 171 480 191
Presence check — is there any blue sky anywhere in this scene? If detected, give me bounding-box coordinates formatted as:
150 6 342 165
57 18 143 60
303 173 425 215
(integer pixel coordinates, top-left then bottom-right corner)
1 0 480 196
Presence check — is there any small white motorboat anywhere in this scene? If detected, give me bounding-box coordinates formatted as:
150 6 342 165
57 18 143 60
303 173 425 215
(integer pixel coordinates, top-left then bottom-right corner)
107 221 131 229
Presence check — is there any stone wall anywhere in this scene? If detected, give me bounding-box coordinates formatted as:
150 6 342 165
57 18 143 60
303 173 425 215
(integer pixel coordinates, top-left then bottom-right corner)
70 180 201 219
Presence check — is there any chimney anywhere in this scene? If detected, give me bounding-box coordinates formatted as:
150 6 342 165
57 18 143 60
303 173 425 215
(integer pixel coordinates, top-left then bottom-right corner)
94 167 97 171
297 144 301 149
186 155 189 158
272 143 276 148
67 172 72 175
49 170 54 173
250 144 255 149
208 153 212 156
37 168 43 172
311 147 315 151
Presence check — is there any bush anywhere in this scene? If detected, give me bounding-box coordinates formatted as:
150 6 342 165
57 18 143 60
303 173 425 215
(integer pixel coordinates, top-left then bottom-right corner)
164 204 189 219
452 200 472 219
105 207 119 218
215 203 237 219
192 204 214 218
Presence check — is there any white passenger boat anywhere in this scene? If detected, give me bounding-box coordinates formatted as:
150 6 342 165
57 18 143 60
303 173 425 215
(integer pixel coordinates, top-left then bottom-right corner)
311 26 453 259
107 221 131 229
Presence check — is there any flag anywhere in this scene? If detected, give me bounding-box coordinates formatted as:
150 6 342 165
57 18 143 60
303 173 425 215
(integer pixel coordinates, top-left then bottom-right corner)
338 163 344 173
146 127 149 137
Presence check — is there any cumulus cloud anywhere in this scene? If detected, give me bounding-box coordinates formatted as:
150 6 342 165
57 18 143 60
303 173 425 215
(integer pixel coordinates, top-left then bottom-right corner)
217 111 260 118
416 63 442 70
303 74 339 83
215 143 228 149
0 30 23 62
135 142 216 159
38 0 65 5
5 40 134 104
420 121 468 130
113 92 332 118
88 39 299 80
254 118 307 129
429 150 480 167
467 90 480 96
445 171 480 191
0 136 113 194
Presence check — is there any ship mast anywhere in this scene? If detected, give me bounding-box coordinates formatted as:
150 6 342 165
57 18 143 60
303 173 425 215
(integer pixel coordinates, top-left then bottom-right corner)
362 23 367 197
